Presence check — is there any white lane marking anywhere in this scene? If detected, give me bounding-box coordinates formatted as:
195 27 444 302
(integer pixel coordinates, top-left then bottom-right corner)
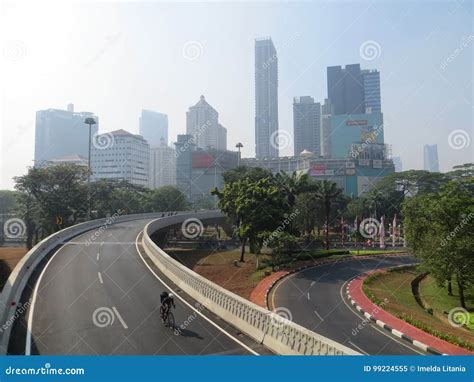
100 242 104 247
313 310 324 321
135 233 259 356
348 340 369 355
98 272 104 284
339 279 424 355
97 253 100 261
26 245 67 355
307 292 310 300
112 306 128 329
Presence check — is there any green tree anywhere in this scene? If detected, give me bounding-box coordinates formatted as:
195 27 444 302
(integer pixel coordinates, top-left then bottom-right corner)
313 180 343 250
146 186 188 212
403 180 474 308
213 177 288 262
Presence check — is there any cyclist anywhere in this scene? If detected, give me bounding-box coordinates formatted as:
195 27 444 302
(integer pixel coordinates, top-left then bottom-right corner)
160 291 176 322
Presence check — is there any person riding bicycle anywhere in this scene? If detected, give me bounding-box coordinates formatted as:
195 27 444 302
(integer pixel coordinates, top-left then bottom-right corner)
160 291 175 322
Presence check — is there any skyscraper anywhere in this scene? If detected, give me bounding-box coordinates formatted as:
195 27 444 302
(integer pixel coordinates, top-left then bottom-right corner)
34 105 98 166
424 144 440 172
327 64 365 115
392 156 403 172
293 96 321 156
149 138 176 189
139 110 168 146
255 37 279 159
186 95 227 151
362 69 381 114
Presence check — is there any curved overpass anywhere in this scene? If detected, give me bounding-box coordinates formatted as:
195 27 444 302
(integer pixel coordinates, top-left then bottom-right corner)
268 255 425 355
11 215 265 355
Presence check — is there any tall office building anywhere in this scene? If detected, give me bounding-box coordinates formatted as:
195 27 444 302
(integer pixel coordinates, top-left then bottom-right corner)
34 105 98 166
186 96 227 151
149 138 176 189
362 69 381 114
392 156 403 172
293 96 321 156
91 129 149 187
255 37 279 159
327 64 365 115
320 99 333 158
139 110 168 146
424 144 440 172
175 134 195 196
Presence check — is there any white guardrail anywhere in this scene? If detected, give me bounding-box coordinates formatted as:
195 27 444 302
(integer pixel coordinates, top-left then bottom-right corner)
0 211 175 354
142 211 360 355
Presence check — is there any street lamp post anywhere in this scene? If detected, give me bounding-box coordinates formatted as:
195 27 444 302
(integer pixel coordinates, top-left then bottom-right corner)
235 142 243 167
84 117 96 221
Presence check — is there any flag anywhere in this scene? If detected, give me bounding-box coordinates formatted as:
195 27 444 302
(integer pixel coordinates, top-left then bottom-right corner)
392 214 397 246
379 215 385 249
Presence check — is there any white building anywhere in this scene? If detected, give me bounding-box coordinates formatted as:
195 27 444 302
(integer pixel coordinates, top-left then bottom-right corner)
186 95 227 151
149 138 176 189
91 129 149 187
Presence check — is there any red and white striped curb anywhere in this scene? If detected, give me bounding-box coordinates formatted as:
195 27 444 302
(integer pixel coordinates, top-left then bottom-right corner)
345 278 448 356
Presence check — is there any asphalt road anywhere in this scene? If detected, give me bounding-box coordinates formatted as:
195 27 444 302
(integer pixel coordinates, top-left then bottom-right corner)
268 255 426 355
20 218 267 355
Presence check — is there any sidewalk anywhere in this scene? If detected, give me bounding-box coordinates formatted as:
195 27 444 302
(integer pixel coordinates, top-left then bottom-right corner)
347 274 473 355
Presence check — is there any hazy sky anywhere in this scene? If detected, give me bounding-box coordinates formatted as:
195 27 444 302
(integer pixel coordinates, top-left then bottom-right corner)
1 0 473 189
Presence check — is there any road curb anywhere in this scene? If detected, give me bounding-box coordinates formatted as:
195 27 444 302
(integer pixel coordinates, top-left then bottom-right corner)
264 252 408 309
345 276 448 356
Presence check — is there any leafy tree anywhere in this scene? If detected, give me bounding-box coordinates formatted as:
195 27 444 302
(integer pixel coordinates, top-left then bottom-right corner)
222 166 272 185
146 186 188 212
14 164 89 236
0 190 19 214
213 177 288 262
403 180 474 308
313 180 343 250
295 192 325 238
259 231 298 270
274 171 310 207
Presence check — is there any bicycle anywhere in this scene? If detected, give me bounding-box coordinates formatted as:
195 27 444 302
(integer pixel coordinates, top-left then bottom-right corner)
160 305 175 329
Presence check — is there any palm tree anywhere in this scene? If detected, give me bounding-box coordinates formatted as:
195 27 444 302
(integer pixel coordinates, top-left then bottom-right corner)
314 180 343 250
274 171 309 207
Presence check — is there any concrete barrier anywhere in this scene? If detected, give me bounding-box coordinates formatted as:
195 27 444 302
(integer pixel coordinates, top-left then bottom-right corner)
142 212 359 355
0 211 178 354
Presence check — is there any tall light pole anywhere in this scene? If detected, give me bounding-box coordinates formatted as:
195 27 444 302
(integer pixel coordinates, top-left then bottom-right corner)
84 117 96 220
235 142 243 167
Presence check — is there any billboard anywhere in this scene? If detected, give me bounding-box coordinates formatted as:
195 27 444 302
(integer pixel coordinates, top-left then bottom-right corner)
192 153 215 168
310 163 326 176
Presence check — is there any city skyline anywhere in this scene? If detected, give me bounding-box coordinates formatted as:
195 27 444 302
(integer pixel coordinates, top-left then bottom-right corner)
2 1 472 189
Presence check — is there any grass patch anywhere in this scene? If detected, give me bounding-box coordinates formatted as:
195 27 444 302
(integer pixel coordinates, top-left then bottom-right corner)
419 276 474 331
364 266 474 351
